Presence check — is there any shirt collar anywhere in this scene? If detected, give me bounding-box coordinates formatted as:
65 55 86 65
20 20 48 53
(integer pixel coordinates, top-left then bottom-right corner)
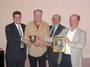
14 22 21 28
69 28 78 33
52 24 59 28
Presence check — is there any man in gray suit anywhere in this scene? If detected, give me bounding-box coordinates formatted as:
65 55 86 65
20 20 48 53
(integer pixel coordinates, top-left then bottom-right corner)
57 14 87 67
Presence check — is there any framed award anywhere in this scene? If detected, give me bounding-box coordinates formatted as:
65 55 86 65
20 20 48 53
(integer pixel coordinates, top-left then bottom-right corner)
53 36 66 52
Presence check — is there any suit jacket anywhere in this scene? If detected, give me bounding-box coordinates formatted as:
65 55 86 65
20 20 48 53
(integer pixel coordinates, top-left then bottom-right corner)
24 20 50 57
5 23 26 61
57 28 87 67
48 24 65 63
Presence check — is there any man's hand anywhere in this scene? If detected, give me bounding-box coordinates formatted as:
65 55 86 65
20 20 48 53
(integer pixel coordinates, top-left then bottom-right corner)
43 41 51 46
35 42 40 47
21 36 30 41
26 42 32 48
36 36 52 46
64 36 69 43
37 36 44 41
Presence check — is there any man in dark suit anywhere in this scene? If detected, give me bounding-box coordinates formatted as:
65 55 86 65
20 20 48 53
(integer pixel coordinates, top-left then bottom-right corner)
5 11 26 67
47 14 65 67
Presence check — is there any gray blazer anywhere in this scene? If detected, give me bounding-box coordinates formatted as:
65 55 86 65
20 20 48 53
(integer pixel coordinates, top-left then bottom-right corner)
57 28 87 67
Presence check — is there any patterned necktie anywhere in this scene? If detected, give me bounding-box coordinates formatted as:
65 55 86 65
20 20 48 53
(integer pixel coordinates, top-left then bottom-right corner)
18 25 23 36
50 26 55 37
18 25 24 48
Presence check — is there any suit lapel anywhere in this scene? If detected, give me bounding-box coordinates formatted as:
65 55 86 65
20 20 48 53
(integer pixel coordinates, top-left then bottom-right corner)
54 24 62 36
54 25 59 36
50 25 58 36
65 28 80 37
37 21 43 32
53 24 64 36
64 28 69 36
73 28 80 40
33 22 38 32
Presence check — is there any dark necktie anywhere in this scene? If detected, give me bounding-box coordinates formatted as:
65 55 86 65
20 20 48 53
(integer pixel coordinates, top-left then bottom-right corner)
50 26 55 37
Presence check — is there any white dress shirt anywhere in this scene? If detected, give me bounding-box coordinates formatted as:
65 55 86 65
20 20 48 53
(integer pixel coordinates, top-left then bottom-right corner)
64 28 77 55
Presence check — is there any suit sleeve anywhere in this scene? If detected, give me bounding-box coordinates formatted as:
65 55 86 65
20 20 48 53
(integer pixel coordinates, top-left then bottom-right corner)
5 26 21 43
68 31 87 50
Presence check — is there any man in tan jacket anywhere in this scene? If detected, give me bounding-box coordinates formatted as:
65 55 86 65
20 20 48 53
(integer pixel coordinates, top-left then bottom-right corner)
23 9 50 67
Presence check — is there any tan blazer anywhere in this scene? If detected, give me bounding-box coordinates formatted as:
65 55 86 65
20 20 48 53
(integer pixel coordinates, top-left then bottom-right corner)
24 20 50 57
57 28 87 67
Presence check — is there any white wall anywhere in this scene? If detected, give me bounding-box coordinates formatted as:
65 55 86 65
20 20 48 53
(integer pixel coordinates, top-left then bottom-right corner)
0 0 90 58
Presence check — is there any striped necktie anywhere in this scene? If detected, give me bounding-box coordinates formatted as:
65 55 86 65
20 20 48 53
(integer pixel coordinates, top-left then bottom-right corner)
50 26 55 37
18 25 23 36
18 25 24 48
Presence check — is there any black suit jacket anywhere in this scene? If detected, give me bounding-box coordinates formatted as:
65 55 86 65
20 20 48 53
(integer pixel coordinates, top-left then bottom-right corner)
5 23 26 61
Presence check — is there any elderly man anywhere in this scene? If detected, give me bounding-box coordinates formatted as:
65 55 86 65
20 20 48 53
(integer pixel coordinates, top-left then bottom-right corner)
47 14 65 67
23 9 50 67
